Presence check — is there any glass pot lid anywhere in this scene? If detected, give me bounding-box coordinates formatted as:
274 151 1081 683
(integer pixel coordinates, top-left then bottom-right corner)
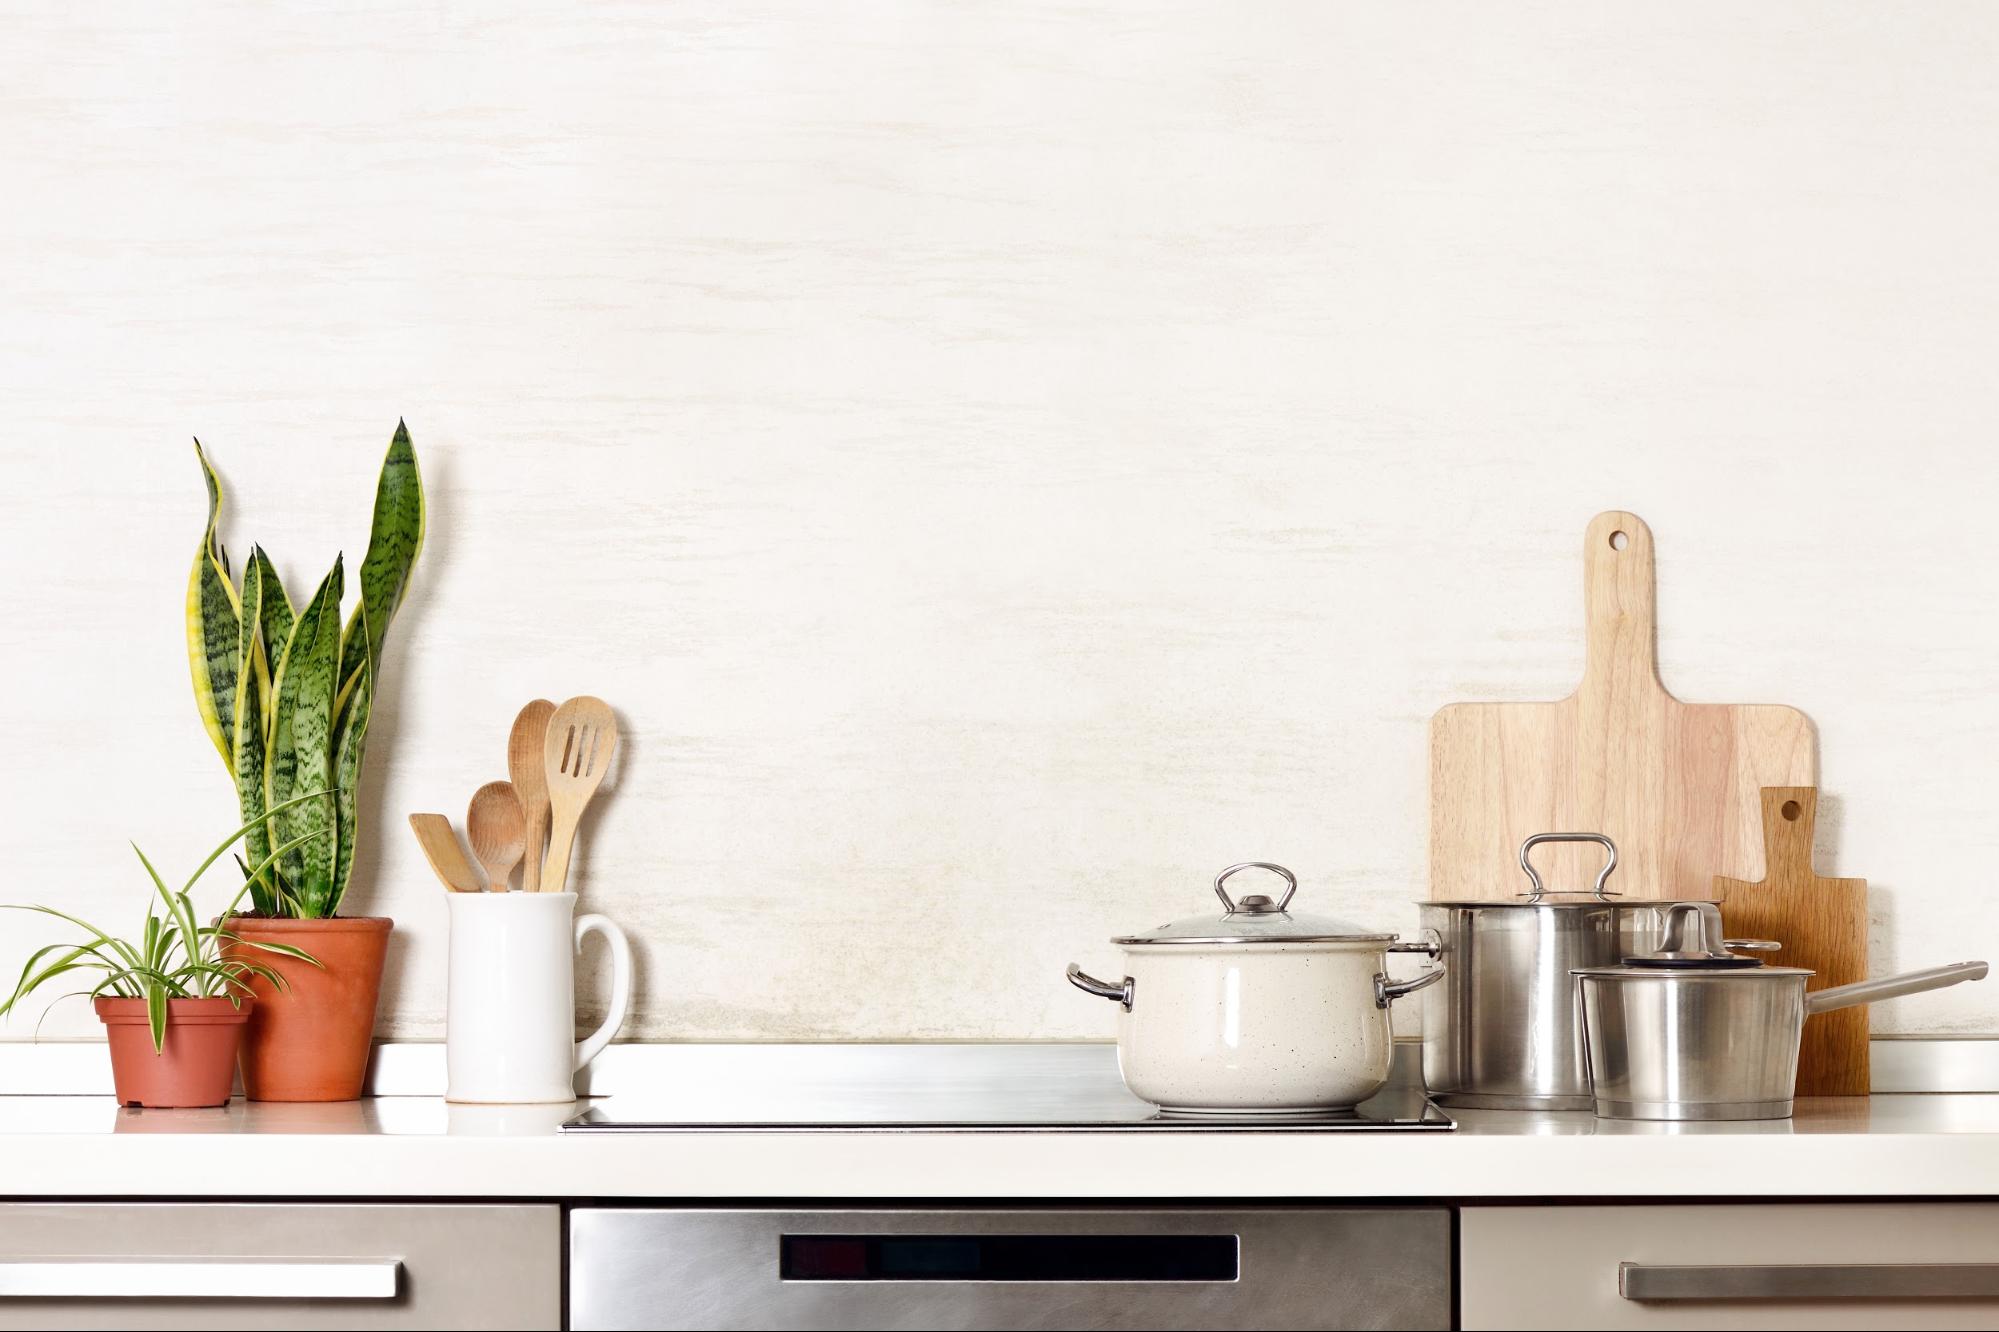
1111 862 1395 946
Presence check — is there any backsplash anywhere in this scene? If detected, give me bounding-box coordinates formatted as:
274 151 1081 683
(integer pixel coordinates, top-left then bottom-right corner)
5 2 1998 1043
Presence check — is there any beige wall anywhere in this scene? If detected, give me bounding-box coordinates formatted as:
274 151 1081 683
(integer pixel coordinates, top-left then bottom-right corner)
4 2 1997 1042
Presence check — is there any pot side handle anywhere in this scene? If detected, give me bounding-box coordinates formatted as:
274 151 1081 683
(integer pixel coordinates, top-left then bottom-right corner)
1806 961 1988 1016
1066 963 1134 1012
1375 961 1447 1010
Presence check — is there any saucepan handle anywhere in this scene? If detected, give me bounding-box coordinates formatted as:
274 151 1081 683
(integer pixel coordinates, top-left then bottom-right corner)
1806 961 1989 1016
1066 963 1134 1011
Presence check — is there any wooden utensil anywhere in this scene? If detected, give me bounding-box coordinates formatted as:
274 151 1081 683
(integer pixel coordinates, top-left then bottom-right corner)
407 814 485 894
508 699 557 893
1430 511 1817 902
1716 787 1870 1095
541 696 619 895
466 781 528 893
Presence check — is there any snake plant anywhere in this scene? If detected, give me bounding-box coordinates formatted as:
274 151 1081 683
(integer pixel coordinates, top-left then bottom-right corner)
0 798 327 1052
185 423 425 918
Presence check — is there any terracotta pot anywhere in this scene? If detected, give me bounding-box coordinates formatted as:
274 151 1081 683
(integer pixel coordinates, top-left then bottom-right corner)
222 915 392 1102
95 996 251 1108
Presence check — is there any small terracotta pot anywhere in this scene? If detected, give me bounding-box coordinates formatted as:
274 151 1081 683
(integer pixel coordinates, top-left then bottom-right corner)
95 996 251 1108
222 915 392 1102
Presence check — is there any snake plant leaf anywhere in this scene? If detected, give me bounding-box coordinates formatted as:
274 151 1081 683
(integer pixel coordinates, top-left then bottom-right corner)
233 558 275 913
330 617 372 916
186 442 243 773
337 422 424 701
265 558 343 915
249 546 294 707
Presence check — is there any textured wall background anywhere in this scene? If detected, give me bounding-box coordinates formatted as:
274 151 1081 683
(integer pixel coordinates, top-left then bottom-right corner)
4 2 1997 1043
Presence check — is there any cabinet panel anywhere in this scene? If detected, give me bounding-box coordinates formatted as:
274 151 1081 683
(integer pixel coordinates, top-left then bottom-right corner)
572 1206 1451 1330
0 1203 558 1330
1463 1203 1999 1330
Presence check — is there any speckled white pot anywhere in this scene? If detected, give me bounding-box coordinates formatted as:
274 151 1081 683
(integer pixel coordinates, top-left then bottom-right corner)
1079 941 1429 1114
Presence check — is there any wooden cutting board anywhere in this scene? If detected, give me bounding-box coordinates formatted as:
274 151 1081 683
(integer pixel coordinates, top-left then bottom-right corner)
1716 787 1870 1095
1430 511 1817 902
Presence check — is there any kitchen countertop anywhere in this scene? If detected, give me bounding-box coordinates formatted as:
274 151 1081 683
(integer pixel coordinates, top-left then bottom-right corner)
1 1091 1997 1200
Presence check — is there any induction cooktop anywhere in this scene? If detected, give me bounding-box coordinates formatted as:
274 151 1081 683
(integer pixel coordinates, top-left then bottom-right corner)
559 1050 1451 1133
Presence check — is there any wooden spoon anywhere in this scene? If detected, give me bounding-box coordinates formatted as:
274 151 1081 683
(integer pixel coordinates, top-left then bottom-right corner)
507 699 557 893
466 781 527 893
541 696 619 895
407 814 485 894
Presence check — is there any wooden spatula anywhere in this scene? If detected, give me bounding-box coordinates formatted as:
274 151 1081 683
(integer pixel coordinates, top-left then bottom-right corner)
407 814 485 894
467 781 527 893
541 696 619 895
508 699 557 892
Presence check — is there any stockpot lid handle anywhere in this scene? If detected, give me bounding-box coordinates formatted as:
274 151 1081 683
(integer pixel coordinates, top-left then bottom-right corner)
1214 862 1298 915
1517 833 1619 902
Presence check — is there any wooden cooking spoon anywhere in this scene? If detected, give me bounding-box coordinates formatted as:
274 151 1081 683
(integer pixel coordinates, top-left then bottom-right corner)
508 699 557 892
407 814 485 894
466 781 527 893
541 696 619 895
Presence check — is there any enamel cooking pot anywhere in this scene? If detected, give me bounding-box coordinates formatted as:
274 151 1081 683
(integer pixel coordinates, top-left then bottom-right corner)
1066 862 1445 1115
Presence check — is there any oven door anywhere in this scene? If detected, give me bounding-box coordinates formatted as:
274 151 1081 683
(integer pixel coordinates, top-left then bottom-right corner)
568 1206 1449 1331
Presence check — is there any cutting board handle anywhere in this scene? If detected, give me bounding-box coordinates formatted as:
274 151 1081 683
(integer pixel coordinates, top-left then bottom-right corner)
1757 786 1820 882
1580 511 1661 693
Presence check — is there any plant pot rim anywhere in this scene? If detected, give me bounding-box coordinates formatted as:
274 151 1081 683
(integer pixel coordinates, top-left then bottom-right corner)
94 995 253 1024
223 914 394 934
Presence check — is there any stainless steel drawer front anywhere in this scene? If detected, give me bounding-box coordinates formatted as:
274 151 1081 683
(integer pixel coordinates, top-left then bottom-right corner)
1621 1262 1999 1302
569 1206 1450 1331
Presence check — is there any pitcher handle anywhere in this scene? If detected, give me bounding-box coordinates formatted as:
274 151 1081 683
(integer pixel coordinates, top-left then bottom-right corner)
573 913 632 1070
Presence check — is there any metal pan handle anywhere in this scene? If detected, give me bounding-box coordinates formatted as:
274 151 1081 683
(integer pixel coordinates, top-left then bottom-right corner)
1518 832 1619 902
1066 963 1134 1011
1805 961 1988 1015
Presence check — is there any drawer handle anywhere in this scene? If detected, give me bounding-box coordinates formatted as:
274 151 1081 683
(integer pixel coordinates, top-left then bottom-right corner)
0 1258 400 1300
1621 1262 1999 1302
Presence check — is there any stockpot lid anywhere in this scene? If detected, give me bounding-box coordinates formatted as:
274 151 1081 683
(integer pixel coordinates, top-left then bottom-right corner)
1112 862 1395 946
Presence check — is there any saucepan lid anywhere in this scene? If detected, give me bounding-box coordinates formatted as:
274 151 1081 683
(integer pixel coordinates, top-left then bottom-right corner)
1617 901 1783 969
1112 862 1395 946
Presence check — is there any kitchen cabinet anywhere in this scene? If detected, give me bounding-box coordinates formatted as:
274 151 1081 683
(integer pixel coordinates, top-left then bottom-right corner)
0 1203 558 1330
570 1205 1451 1330
1461 1202 1999 1330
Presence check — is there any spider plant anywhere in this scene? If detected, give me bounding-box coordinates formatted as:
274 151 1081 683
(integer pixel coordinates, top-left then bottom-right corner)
0 793 330 1053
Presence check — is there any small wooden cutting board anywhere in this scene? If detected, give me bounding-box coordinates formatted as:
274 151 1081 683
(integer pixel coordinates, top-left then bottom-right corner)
1430 511 1818 902
1716 787 1870 1096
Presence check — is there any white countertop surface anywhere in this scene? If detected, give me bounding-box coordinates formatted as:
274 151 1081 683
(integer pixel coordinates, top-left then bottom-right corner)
1 1092 1996 1200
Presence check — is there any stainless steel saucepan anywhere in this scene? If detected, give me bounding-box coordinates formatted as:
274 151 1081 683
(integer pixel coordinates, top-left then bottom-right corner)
1576 902 1989 1121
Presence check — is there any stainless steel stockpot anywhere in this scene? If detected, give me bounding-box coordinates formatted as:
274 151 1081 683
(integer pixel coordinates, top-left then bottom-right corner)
1417 833 1686 1111
1067 862 1444 1115
1576 902 1990 1121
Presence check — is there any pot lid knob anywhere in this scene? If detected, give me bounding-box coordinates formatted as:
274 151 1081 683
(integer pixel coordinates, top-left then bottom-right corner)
1214 862 1297 915
1623 901 1783 969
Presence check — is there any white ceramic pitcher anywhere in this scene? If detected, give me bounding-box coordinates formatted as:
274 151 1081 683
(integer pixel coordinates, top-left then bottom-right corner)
445 892 632 1104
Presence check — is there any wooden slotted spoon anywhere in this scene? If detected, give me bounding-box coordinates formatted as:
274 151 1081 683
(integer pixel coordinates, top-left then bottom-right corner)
407 814 485 894
508 699 558 893
466 781 527 893
541 696 619 895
